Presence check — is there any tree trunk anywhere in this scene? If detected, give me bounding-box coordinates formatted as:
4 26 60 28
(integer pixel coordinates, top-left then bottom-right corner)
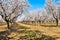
56 18 58 26
7 22 10 29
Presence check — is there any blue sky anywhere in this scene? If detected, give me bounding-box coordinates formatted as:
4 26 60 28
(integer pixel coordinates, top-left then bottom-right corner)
28 0 59 10
28 0 45 10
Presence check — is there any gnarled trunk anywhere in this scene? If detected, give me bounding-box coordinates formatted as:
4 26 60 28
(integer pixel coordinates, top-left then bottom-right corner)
6 22 10 29
55 18 58 26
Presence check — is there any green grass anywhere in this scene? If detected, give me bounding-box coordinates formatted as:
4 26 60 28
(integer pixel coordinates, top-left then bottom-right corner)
18 30 56 40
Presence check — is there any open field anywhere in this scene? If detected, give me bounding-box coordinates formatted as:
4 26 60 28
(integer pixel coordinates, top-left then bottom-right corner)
0 22 60 40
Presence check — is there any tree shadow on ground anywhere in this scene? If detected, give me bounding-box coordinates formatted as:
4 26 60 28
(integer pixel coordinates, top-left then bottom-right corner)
10 23 30 32
0 23 30 40
0 30 11 40
40 25 60 27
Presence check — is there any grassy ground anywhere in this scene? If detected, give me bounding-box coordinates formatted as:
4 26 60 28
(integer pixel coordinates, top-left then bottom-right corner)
0 22 60 40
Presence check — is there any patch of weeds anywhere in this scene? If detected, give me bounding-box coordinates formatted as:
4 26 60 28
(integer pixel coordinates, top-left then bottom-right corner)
19 30 56 40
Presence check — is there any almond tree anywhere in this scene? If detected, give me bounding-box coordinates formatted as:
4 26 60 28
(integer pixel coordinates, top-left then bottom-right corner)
0 0 29 29
45 0 59 26
56 0 60 20
22 9 41 22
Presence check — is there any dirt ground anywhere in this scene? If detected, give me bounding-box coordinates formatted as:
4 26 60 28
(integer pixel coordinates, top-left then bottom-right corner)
0 23 60 40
